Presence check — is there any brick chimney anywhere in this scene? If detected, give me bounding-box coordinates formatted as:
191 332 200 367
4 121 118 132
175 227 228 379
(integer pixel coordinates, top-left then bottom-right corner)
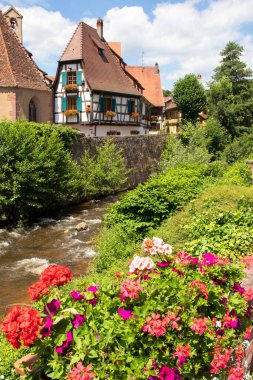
155 62 159 74
97 17 103 40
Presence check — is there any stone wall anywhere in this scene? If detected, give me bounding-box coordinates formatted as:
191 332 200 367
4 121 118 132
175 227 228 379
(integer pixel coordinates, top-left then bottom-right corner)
72 134 168 189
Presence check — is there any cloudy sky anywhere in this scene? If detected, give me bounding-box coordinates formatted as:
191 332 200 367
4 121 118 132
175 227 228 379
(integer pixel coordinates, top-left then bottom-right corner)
1 0 253 89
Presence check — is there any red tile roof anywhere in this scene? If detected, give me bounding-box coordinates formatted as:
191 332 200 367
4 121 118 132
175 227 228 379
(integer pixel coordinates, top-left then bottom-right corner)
0 11 50 91
108 42 122 57
126 65 164 107
60 22 140 97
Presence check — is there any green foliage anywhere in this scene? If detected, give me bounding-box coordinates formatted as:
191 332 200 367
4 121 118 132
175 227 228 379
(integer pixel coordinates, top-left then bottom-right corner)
173 74 207 122
105 164 225 237
204 117 230 158
218 162 252 186
221 132 253 163
0 330 27 379
208 42 253 137
79 139 128 198
163 89 171 97
156 184 253 258
0 121 81 225
159 135 211 172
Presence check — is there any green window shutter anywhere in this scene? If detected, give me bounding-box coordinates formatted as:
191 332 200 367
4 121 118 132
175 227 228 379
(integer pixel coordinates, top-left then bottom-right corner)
127 100 132 113
111 98 116 112
100 96 105 112
62 72 67 86
76 97 82 111
62 97 67 111
77 71 82 86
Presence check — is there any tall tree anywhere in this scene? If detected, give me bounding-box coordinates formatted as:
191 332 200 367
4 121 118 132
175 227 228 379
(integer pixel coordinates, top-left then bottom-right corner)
173 74 207 123
208 42 253 137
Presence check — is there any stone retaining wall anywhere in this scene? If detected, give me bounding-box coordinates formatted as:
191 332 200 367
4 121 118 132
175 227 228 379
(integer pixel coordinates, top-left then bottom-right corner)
72 134 169 189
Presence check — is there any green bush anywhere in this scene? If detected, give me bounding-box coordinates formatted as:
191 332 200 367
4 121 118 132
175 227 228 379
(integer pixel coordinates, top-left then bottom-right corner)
79 139 128 198
222 132 253 163
0 121 81 225
105 164 224 236
217 162 252 186
155 185 253 258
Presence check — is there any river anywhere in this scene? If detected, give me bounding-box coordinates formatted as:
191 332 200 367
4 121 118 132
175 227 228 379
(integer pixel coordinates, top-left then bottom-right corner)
0 196 117 316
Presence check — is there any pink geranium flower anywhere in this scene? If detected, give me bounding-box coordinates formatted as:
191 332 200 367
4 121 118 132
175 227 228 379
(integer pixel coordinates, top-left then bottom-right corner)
190 317 208 335
142 313 167 337
228 364 244 380
173 344 191 367
210 348 234 373
120 278 143 300
129 256 154 274
68 362 95 380
190 280 208 299
244 288 253 301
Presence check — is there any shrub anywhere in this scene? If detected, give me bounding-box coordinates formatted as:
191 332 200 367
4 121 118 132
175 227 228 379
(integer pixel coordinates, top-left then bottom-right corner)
105 164 224 237
222 132 253 163
218 162 252 186
0 330 27 379
2 239 253 379
79 139 128 197
156 185 253 257
0 121 81 225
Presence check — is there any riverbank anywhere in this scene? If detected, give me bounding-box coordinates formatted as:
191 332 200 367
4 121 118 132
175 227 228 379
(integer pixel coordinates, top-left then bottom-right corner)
0 196 118 315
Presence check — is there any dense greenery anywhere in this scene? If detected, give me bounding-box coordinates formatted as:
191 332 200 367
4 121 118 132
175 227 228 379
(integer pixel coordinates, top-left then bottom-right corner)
79 139 128 198
0 122 128 225
0 121 80 225
172 74 207 123
208 42 253 137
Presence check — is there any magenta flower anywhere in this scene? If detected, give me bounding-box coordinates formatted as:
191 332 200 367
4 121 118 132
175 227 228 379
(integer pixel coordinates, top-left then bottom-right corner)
70 290 85 302
55 331 73 354
156 261 171 268
117 308 137 320
71 314 86 329
86 285 99 294
233 282 245 294
159 366 182 380
41 317 53 338
44 299 61 316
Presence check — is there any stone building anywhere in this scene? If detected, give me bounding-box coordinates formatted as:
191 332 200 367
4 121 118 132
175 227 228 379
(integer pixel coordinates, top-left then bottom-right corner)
0 7 51 123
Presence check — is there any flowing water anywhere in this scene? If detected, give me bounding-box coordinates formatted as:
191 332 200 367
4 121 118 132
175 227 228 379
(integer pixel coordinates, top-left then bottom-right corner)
0 196 118 316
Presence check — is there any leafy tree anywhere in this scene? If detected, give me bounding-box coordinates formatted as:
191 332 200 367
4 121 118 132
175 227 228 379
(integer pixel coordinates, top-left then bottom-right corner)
172 74 207 122
208 42 253 137
163 89 171 97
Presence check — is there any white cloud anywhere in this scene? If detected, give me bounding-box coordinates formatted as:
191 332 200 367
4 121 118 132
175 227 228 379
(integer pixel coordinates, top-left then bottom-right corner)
99 1 253 88
2 1 253 88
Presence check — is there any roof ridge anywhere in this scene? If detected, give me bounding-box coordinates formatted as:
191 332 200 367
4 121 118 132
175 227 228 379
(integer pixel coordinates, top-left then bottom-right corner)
60 22 81 61
0 11 17 86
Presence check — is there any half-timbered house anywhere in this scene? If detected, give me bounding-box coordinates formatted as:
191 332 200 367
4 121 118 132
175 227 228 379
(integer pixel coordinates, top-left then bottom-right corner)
53 18 152 136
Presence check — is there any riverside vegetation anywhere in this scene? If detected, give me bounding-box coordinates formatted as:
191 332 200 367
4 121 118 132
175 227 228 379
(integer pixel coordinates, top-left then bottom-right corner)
1 125 253 379
0 121 128 226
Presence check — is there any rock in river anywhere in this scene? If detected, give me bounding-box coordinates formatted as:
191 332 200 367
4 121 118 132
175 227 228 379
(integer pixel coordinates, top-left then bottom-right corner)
75 222 88 231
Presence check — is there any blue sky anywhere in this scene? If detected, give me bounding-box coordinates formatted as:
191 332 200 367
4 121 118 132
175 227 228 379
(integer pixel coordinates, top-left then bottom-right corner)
1 0 253 89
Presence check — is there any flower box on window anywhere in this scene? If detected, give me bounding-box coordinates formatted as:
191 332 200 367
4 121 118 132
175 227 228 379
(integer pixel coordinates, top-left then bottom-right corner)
64 84 78 93
105 110 116 118
63 109 79 117
131 112 139 119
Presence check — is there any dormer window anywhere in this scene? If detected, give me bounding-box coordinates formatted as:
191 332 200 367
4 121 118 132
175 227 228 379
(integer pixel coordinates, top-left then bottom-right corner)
98 48 104 56
10 18 17 30
67 70 77 85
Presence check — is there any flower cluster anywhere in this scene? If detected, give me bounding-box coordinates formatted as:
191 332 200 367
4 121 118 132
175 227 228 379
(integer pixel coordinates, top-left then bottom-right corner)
141 237 172 256
1 306 43 348
129 255 154 274
28 264 72 301
67 362 95 380
2 237 253 379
